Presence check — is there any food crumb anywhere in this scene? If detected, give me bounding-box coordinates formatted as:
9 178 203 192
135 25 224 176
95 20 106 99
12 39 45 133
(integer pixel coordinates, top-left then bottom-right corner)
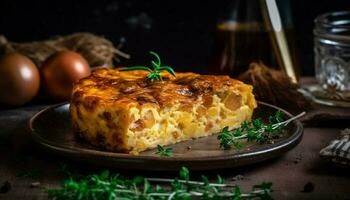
232 175 248 181
0 181 11 194
301 182 314 193
30 182 41 188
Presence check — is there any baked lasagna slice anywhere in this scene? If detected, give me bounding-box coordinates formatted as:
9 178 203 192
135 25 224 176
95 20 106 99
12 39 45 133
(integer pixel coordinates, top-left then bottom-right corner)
70 68 256 154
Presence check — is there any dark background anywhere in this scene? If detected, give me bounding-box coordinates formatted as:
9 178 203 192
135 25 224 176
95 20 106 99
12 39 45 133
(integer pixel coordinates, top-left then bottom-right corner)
0 0 349 75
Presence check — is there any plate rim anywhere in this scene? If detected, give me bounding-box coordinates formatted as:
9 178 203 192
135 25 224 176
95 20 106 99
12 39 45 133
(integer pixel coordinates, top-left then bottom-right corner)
28 102 303 167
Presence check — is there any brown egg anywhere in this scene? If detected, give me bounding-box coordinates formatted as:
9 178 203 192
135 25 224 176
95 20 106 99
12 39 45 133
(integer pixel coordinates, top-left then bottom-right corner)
41 51 91 100
0 53 40 106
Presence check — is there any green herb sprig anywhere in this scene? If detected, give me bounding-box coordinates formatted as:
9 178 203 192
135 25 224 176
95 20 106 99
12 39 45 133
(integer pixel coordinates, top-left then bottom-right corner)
156 144 173 157
218 111 305 150
48 166 273 200
121 51 176 81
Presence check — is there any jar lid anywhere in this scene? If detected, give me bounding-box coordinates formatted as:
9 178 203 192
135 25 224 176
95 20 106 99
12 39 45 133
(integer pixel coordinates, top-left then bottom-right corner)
314 11 350 46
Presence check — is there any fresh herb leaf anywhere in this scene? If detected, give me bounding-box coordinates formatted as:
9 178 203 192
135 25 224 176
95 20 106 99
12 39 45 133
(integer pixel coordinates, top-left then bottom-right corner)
179 167 190 181
232 186 242 200
201 175 210 187
218 111 306 150
155 144 173 157
48 167 274 200
253 182 273 200
133 176 144 185
217 175 224 185
121 51 176 82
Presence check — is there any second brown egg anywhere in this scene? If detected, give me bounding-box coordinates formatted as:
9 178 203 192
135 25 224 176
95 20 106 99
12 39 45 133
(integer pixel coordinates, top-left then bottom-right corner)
41 51 91 100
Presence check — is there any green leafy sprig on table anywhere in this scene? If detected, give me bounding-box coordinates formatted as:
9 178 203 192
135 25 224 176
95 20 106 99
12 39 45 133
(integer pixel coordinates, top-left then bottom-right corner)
218 111 306 150
121 51 176 81
156 144 173 157
48 166 273 200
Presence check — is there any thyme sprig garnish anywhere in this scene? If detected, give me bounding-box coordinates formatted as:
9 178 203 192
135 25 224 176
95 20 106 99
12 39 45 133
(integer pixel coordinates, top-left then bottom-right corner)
156 144 173 157
48 166 273 200
218 111 305 150
121 51 176 81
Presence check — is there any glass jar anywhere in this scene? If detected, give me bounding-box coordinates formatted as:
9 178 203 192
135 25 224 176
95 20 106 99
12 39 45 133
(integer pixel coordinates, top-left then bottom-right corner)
314 11 350 95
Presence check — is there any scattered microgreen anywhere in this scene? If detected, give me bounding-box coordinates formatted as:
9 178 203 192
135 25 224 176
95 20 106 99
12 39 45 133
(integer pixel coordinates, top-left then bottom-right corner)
218 111 305 150
155 144 173 157
120 51 176 81
179 166 190 181
48 166 274 200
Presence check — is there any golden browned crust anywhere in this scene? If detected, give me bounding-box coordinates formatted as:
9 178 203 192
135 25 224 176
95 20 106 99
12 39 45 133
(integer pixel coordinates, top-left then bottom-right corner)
72 68 253 108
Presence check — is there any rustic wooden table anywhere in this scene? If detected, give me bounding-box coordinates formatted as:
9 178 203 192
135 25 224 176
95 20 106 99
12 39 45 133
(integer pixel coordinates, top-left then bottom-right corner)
0 79 349 200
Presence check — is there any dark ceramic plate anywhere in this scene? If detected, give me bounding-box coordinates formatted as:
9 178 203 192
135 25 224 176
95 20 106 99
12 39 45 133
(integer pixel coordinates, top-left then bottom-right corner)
29 102 303 171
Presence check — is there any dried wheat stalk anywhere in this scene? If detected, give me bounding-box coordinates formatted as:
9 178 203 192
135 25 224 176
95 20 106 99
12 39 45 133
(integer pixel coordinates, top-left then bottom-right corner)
0 32 129 67
238 62 311 110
